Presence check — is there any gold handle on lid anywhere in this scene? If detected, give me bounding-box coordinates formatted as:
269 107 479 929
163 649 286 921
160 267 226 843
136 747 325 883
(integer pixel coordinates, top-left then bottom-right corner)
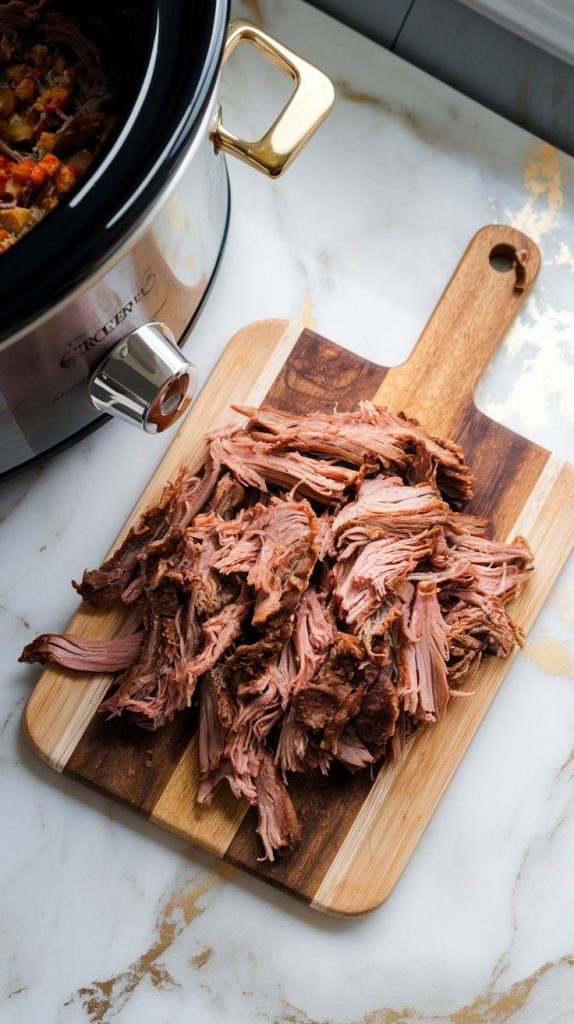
210 19 335 178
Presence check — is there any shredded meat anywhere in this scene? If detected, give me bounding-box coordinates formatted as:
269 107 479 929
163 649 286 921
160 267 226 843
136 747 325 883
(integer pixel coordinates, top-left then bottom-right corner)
19 630 143 672
333 477 449 542
100 588 201 730
275 585 337 772
357 401 475 506
234 404 407 470
335 726 375 770
210 428 359 504
355 673 400 756
397 581 450 722
334 528 439 628
255 751 301 861
21 402 533 860
74 460 220 607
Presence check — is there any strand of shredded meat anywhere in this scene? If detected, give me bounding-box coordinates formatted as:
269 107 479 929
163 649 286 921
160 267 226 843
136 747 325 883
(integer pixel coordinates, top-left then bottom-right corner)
20 403 533 861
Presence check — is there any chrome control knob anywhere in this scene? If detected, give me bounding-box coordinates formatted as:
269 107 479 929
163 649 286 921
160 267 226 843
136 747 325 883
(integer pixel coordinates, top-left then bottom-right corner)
89 322 197 434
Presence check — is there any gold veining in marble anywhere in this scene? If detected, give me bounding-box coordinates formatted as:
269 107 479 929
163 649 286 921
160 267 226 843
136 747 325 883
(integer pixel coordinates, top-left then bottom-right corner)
524 627 574 678
243 0 266 27
550 585 574 628
332 81 391 112
0 694 25 738
555 240 574 274
510 143 565 242
270 954 574 1023
560 746 574 771
302 292 317 331
482 140 574 432
332 79 430 143
274 1001 327 1024
448 954 574 1024
7 987 27 999
64 863 235 1023
192 947 214 969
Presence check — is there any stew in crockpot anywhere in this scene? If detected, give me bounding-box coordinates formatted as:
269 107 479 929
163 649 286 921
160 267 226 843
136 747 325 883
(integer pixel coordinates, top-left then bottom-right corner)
0 1 116 253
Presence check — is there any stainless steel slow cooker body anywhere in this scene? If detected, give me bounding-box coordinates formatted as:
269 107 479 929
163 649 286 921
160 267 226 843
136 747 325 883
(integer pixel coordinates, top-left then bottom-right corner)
0 2 334 476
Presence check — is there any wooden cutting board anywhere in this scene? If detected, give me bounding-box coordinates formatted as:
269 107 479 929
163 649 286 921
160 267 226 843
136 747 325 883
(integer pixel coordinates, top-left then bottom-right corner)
24 225 574 915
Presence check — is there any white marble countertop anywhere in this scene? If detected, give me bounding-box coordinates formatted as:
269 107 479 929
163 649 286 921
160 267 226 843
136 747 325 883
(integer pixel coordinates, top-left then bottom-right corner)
2 1 574 1021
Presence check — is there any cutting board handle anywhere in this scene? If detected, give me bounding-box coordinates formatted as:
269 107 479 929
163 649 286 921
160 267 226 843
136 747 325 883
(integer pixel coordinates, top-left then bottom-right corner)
375 225 541 435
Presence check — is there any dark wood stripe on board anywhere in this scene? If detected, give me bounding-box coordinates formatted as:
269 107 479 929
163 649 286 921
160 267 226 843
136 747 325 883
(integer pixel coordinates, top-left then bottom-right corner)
65 701 196 815
267 328 388 414
225 764 373 903
458 408 548 537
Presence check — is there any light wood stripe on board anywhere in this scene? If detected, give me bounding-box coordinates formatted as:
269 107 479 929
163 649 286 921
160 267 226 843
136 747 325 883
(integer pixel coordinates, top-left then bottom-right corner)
151 734 249 856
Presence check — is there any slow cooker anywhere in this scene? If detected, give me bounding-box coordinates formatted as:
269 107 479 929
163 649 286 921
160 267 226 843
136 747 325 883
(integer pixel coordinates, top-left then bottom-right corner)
0 1 334 476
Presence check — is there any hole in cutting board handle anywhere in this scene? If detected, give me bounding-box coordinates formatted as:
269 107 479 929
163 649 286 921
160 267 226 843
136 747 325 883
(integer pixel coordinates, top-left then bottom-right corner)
489 243 516 273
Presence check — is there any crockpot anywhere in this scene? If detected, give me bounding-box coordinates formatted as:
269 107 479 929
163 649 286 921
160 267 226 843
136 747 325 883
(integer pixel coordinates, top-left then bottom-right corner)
0 1 334 477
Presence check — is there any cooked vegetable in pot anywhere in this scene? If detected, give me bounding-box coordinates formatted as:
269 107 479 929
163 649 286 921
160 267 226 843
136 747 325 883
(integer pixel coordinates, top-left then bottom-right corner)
0 1 115 252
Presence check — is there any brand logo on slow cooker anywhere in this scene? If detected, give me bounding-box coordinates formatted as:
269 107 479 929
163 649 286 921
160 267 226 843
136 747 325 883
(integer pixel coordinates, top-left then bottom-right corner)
59 271 156 368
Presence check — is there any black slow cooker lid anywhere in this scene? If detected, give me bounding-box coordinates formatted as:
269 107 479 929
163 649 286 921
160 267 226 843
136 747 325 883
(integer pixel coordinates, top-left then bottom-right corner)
0 0 229 344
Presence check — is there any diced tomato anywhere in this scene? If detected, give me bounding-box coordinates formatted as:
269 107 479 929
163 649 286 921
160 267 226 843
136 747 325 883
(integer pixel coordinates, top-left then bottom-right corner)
41 85 70 113
30 163 48 186
14 77 37 103
10 159 35 183
54 163 80 194
39 153 61 176
10 155 59 188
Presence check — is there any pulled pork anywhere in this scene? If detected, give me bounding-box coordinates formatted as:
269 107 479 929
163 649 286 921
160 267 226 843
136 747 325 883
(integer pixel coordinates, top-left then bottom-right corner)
21 402 533 860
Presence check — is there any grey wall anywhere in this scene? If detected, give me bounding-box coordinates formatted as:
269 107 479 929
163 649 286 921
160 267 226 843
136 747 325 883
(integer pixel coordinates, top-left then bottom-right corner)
306 0 574 156
305 0 414 49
